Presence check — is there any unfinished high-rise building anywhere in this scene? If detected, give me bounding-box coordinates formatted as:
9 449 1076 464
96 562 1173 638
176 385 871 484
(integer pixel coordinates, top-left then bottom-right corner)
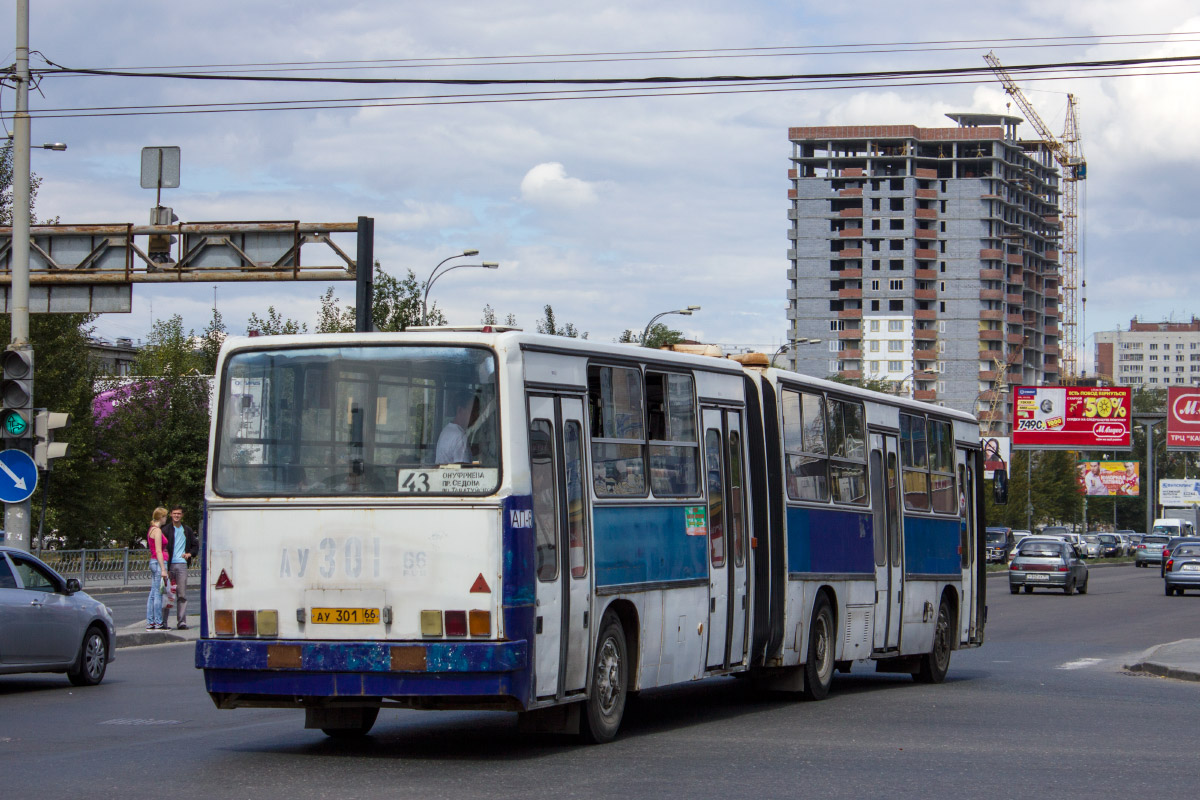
785 113 1063 433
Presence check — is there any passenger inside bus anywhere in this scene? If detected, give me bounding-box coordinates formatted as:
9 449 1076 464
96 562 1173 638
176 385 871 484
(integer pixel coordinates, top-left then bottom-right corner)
435 392 476 464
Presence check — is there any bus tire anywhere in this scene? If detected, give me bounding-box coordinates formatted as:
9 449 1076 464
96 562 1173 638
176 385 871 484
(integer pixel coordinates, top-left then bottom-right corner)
915 599 952 684
581 612 627 744
320 707 379 738
802 594 834 701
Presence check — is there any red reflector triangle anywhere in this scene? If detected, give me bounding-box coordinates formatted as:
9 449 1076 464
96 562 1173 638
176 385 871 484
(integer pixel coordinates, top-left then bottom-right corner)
215 569 234 589
469 573 491 593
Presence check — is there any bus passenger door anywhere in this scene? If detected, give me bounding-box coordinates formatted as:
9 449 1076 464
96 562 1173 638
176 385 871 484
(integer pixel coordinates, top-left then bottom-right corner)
528 395 592 700
703 408 746 670
957 454 976 642
875 434 903 650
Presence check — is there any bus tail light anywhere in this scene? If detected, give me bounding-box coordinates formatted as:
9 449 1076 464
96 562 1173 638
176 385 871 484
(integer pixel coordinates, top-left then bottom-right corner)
468 609 490 637
214 609 235 636
257 610 279 637
445 610 468 637
236 610 257 636
420 610 443 636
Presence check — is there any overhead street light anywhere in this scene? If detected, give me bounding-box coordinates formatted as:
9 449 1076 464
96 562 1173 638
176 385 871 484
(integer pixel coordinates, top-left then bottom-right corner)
422 250 498 326
641 306 700 347
772 339 821 368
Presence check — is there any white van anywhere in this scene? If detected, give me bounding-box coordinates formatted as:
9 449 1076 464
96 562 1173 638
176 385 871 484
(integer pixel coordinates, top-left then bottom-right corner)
1152 518 1197 538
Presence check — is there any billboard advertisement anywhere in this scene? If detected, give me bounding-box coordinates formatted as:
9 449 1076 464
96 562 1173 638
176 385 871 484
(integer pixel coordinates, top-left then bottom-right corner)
1076 460 1140 496
1160 479 1200 506
1012 385 1132 450
982 436 1010 479
1166 386 1200 450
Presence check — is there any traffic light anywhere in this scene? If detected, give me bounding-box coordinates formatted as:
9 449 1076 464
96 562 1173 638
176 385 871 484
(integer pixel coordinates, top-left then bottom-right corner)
1 349 34 449
33 410 72 470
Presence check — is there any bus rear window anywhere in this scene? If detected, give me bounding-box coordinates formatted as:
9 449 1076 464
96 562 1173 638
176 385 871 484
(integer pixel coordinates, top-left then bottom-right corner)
214 345 500 497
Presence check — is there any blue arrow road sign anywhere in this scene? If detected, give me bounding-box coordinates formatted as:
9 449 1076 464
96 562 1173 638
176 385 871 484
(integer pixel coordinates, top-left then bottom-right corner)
0 449 38 504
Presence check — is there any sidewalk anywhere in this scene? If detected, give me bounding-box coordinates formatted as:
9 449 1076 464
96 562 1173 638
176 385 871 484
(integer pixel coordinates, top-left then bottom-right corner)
115 615 201 649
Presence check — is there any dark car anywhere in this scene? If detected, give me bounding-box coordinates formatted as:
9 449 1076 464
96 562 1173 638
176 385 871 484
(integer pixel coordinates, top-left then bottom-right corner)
1164 544 1200 596
986 527 1015 564
1096 533 1122 558
1160 537 1200 578
0 546 116 685
1009 538 1089 595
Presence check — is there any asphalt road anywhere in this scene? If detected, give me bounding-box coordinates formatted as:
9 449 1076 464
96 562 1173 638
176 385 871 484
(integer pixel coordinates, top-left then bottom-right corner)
2 565 1197 800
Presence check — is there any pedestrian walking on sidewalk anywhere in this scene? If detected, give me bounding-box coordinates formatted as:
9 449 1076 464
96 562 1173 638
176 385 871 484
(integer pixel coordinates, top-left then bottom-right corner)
162 505 199 630
146 507 170 631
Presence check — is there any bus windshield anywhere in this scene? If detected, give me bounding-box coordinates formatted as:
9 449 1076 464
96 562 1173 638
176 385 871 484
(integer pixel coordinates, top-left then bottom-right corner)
214 344 500 497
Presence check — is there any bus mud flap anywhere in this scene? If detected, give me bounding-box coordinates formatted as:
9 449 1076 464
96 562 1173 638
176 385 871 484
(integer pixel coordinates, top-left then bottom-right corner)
517 701 581 734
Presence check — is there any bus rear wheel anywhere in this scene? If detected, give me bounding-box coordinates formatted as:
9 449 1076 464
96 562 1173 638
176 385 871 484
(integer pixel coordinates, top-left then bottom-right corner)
582 612 627 743
915 599 952 684
802 594 835 701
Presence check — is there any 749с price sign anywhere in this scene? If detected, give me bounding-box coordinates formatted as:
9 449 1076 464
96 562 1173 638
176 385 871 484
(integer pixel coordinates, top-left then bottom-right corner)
1011 385 1132 450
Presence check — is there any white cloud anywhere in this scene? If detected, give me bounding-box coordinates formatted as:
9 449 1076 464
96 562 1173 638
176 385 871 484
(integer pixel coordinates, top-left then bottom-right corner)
519 163 600 208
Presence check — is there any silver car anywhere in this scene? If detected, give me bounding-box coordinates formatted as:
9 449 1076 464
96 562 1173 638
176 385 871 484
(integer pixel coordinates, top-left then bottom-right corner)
1134 534 1171 568
1009 538 1089 595
1165 544 1200 596
0 546 117 685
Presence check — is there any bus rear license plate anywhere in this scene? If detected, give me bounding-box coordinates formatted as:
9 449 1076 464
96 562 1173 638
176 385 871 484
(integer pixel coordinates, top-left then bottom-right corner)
311 607 380 624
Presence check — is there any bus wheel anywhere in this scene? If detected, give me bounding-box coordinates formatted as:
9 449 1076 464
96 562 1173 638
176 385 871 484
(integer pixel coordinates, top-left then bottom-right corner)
319 707 379 738
802 594 834 701
915 599 952 684
582 613 627 743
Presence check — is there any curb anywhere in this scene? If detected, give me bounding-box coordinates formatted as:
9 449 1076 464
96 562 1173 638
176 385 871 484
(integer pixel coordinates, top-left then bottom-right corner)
1124 660 1200 682
117 631 189 649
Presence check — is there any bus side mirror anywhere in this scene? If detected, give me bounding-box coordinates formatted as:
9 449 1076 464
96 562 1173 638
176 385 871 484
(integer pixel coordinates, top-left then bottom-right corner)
993 469 1009 505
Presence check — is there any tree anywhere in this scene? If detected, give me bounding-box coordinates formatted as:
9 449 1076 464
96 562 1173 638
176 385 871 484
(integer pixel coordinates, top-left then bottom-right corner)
133 314 205 377
247 306 306 336
618 324 682 349
827 374 896 394
481 305 518 327
198 308 227 375
537 305 587 339
316 264 445 333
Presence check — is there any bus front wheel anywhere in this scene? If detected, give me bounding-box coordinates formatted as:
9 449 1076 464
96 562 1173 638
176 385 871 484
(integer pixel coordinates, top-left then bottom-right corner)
582 612 627 743
802 594 835 701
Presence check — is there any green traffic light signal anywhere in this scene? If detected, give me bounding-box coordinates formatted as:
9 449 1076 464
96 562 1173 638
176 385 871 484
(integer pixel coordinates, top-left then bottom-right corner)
1 409 28 437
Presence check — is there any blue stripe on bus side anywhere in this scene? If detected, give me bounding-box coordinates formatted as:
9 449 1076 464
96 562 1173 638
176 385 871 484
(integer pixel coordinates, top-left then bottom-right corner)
903 515 961 576
196 639 528 673
501 494 536 707
785 505 875 574
593 505 708 588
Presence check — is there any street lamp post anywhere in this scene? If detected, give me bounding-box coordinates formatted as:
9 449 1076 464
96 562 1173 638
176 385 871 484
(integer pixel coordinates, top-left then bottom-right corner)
641 306 700 347
772 338 821 369
421 250 500 326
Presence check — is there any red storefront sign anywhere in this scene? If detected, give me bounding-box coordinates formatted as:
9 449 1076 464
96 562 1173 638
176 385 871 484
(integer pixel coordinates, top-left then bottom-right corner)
1011 385 1132 450
1167 386 1200 450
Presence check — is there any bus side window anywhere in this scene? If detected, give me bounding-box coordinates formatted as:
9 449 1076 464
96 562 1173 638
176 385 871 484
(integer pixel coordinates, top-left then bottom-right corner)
588 365 647 497
899 413 930 511
646 372 700 497
781 389 829 501
705 429 726 567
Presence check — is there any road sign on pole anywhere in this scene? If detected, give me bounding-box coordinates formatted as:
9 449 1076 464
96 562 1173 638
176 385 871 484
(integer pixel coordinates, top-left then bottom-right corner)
0 448 38 504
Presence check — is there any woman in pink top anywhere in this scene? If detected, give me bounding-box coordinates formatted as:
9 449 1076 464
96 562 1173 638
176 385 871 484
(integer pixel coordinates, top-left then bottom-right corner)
146 507 169 631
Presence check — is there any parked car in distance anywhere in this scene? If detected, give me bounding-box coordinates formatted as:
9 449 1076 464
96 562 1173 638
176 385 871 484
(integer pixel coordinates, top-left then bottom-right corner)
1160 537 1200 578
1096 533 1123 558
1134 535 1170 568
986 527 1015 563
0 546 116 685
1164 544 1200 596
1080 533 1101 559
1009 538 1089 595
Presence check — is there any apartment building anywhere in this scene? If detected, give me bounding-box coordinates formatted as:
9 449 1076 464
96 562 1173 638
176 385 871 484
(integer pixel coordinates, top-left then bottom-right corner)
786 113 1064 432
1095 317 1200 387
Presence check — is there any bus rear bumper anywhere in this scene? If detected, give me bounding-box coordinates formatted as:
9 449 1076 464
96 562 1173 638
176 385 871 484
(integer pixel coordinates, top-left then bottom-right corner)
196 638 530 710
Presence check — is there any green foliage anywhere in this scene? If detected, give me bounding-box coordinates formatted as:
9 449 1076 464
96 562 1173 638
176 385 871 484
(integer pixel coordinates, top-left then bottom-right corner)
133 314 205 376
537 305 587 339
481 305 518 327
198 308 227 375
621 323 682 349
317 264 444 332
247 306 306 336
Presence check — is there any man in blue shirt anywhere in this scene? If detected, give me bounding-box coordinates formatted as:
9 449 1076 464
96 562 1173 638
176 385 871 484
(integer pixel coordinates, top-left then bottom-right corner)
162 506 199 629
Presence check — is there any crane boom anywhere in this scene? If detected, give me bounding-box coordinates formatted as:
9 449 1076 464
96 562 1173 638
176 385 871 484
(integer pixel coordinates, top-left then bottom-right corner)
984 51 1086 382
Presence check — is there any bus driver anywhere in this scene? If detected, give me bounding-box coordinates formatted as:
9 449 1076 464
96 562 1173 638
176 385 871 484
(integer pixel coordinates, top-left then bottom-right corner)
435 392 476 464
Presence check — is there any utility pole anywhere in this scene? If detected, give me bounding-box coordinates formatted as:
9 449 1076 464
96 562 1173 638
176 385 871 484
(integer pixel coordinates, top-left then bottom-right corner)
5 0 35 552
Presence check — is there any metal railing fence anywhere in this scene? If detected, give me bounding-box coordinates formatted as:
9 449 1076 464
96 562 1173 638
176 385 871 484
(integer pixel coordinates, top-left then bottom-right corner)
38 548 200 588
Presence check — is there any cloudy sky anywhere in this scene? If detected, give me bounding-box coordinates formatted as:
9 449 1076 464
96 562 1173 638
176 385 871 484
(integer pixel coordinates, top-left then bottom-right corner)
9 1 1200 366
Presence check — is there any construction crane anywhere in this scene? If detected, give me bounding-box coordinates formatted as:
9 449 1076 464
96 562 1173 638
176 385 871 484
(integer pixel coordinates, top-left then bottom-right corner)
984 51 1087 381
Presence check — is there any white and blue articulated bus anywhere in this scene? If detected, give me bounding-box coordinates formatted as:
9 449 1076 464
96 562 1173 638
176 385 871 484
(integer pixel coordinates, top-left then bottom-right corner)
196 329 986 740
